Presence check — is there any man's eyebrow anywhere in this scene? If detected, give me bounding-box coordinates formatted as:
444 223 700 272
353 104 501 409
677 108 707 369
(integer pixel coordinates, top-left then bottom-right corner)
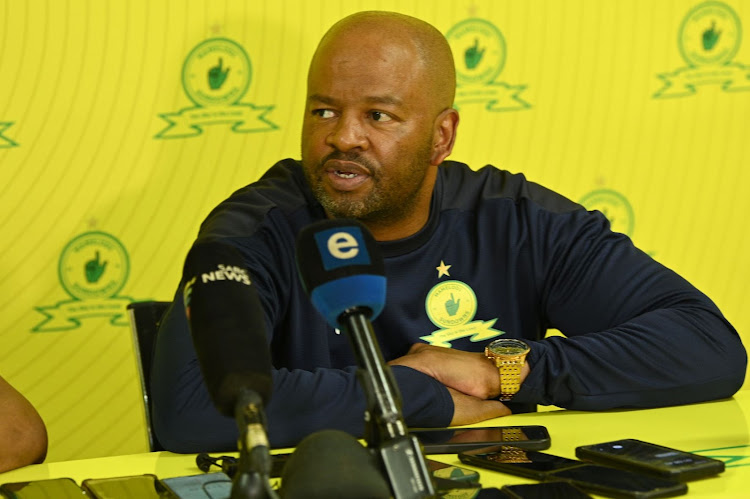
365 95 403 106
308 94 338 105
307 94 403 107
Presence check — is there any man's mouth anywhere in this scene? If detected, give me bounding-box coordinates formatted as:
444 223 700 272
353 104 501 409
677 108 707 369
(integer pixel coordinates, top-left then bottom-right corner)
334 170 358 179
322 160 371 191
325 158 371 176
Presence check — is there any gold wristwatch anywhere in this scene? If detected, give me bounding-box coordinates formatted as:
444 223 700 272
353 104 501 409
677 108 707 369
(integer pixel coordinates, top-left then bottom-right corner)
485 338 530 401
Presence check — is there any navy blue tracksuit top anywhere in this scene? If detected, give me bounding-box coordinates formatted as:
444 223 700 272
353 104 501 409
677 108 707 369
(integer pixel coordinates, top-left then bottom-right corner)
150 159 746 452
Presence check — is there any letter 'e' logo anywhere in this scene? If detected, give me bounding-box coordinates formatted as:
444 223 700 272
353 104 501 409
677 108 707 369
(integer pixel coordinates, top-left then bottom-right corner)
315 227 371 270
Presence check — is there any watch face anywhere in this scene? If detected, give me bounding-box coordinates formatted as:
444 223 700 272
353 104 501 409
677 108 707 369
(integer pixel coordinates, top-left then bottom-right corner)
488 339 529 356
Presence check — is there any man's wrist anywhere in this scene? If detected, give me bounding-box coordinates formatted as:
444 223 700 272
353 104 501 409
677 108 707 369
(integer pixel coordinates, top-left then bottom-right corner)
485 338 531 401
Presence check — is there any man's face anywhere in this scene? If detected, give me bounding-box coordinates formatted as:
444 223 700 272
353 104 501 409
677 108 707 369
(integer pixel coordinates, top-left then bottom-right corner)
301 31 439 232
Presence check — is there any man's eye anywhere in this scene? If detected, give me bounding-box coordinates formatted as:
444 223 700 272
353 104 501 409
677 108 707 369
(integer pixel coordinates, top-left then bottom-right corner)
313 109 335 118
371 111 392 122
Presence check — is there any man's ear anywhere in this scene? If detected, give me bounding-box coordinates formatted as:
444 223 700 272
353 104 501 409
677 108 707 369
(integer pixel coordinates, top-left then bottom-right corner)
431 108 459 166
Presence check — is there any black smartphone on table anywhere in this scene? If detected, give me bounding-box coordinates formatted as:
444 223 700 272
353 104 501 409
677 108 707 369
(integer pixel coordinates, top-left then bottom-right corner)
0 478 86 498
82 474 167 498
576 438 725 481
409 425 551 454
459 446 688 498
502 481 593 498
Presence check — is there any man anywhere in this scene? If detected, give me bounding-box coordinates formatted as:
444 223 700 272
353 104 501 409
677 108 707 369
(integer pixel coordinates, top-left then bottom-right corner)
0 375 47 472
151 11 746 452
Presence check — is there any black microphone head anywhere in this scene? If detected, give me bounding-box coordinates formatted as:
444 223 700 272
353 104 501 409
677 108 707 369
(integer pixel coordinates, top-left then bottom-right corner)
280 430 391 499
183 240 273 416
295 219 386 328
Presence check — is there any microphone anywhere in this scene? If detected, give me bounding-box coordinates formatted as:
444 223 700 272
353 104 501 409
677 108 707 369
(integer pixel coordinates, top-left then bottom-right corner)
183 240 277 499
280 430 391 499
295 220 386 329
295 219 436 499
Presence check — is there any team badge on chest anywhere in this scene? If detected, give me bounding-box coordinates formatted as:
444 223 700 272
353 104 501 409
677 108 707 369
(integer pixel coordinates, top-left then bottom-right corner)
421 279 504 347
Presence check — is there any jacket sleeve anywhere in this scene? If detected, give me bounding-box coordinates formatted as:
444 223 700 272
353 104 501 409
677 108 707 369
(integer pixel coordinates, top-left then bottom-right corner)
150 281 452 453
514 208 747 409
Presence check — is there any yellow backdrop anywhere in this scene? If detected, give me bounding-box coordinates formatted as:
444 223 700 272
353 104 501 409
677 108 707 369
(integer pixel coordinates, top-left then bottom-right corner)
1 0 748 462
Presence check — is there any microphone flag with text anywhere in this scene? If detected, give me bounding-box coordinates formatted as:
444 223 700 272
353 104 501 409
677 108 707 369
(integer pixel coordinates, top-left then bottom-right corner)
183 240 278 499
295 219 436 499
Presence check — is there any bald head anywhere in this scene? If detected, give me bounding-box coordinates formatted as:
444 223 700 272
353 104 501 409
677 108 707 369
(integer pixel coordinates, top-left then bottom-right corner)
301 11 460 240
310 11 456 114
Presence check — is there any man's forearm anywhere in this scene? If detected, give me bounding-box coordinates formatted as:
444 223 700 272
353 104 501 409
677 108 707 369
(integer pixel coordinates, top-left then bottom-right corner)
0 378 48 472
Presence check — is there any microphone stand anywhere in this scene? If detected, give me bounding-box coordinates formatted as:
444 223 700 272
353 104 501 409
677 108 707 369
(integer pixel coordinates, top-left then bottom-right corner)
339 308 437 499
232 389 279 499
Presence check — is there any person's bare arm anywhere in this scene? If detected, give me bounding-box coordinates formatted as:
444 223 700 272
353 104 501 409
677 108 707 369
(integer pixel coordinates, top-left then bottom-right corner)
389 344 528 425
0 375 48 472
390 343 530 398
444 387 511 425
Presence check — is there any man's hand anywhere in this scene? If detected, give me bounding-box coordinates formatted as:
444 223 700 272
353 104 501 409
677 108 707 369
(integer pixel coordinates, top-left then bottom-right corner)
389 343 502 399
448 387 510 426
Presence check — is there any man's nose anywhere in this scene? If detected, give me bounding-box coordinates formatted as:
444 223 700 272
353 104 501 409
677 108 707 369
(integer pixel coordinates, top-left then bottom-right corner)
325 114 368 151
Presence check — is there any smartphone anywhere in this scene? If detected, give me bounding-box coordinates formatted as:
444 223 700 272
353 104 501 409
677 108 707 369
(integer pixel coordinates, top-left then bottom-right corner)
501 481 593 498
82 474 167 498
576 438 725 481
161 473 232 499
459 446 580 480
0 478 86 498
459 446 688 498
409 425 551 454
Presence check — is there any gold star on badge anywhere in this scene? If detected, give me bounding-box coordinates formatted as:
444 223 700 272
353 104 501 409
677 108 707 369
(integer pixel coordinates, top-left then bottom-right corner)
436 260 452 278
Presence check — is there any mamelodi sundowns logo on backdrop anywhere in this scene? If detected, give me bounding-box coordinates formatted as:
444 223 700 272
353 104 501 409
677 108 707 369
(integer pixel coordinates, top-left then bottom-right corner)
579 189 636 238
580 189 659 257
155 37 278 138
654 1 750 98
33 232 135 332
446 18 531 112
0 120 18 148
